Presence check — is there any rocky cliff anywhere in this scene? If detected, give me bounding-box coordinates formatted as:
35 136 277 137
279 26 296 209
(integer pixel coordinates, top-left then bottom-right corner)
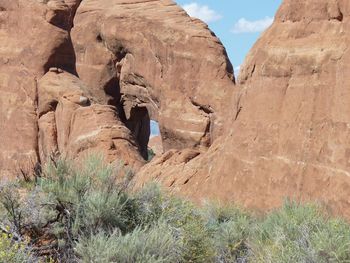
2 0 350 218
0 0 81 178
135 0 350 218
71 0 234 156
0 0 234 178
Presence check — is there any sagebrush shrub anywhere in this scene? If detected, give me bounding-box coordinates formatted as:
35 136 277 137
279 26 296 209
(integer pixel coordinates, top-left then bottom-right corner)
0 228 36 263
203 203 252 262
249 200 350 263
76 223 184 263
2 156 350 263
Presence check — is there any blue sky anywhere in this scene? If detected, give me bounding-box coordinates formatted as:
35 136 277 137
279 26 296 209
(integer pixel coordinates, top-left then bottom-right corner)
175 0 282 72
150 120 160 137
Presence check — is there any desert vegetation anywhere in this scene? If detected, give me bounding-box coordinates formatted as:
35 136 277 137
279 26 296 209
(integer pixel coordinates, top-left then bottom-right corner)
0 156 350 262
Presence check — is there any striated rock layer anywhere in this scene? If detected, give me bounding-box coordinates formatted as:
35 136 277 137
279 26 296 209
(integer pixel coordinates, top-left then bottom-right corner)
71 0 234 158
0 0 234 177
37 70 144 168
136 0 350 219
4 0 350 219
0 0 146 177
0 0 80 178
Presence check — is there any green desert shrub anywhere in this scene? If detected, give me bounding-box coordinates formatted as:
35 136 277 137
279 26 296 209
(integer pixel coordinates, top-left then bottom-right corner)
2 156 350 262
39 155 137 233
0 183 37 261
134 184 215 262
203 203 252 262
0 184 49 262
133 182 165 227
36 155 138 259
0 230 35 263
0 155 139 261
76 223 184 263
0 183 23 234
249 200 350 263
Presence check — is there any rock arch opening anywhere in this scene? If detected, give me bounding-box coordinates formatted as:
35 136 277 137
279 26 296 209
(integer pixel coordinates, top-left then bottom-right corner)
124 106 151 160
148 120 163 160
150 120 160 137
70 0 235 167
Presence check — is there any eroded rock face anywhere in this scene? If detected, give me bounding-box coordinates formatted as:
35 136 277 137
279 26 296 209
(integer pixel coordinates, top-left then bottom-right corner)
0 0 80 178
38 70 144 168
1 0 233 178
71 0 234 155
6 0 350 220
148 136 164 156
135 0 350 219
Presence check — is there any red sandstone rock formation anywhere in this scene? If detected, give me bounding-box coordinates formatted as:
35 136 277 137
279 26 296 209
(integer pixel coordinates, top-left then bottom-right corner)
37 70 144 167
136 0 350 219
71 0 234 158
0 0 233 178
3 0 350 219
0 0 80 178
148 136 164 156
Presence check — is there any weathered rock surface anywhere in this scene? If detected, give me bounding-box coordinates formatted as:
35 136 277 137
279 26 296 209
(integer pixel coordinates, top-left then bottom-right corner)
0 0 80 178
71 0 234 157
0 0 233 178
38 70 144 167
5 0 350 220
135 0 350 219
148 136 164 156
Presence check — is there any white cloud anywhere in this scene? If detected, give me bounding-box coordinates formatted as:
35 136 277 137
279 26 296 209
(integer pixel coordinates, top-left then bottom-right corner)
231 17 273 34
182 3 222 23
